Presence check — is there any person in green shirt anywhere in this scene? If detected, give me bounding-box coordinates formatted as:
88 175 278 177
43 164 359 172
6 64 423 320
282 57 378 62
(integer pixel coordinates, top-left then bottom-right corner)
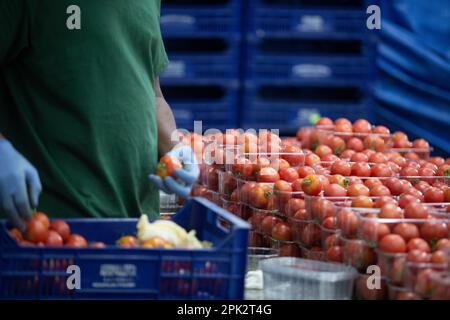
0 0 199 231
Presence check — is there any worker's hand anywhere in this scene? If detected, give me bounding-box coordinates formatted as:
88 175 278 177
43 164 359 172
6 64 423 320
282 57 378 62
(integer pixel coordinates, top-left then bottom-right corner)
0 140 42 231
149 145 199 199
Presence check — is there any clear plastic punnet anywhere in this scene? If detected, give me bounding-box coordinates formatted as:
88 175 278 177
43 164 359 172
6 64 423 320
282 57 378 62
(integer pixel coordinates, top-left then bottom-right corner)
260 257 358 300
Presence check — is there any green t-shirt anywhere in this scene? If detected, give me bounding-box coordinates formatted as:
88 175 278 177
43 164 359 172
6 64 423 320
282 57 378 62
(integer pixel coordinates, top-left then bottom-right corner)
0 0 169 219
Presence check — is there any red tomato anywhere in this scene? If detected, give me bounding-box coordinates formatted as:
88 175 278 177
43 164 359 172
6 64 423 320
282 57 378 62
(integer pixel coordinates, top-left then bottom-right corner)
257 167 280 183
361 220 391 243
415 181 431 194
420 221 449 244
351 152 369 162
316 117 334 126
321 154 339 162
326 246 343 262
391 156 407 168
430 250 446 264
406 249 431 263
437 164 450 177
291 178 303 192
330 136 346 155
351 196 373 208
261 216 281 235
424 187 444 203
335 118 352 126
301 174 324 196
66 234 89 248
347 184 370 197
300 223 321 246
374 196 398 208
371 163 393 177
406 238 430 253
232 157 254 178
330 160 351 176
346 138 364 152
45 230 64 247
435 238 450 250
325 234 341 250
372 125 390 141
297 166 315 178
369 152 388 164
305 153 321 167
272 222 292 241
412 139 430 150
393 223 420 243
384 178 405 196
419 167 436 177
428 157 446 167
353 119 372 134
400 166 419 177
91 242 107 248
274 180 292 193
324 183 347 197
387 161 401 174
156 155 182 179
281 145 304 166
32 212 50 230
404 202 428 219
370 185 391 197
285 198 305 217
25 219 49 244
322 216 337 230
278 167 299 183
363 136 385 152
351 162 371 177
364 178 382 190
398 194 421 209
379 203 403 219
340 149 355 160
403 188 424 201
312 199 335 221
335 122 353 135
379 234 406 253
337 209 358 238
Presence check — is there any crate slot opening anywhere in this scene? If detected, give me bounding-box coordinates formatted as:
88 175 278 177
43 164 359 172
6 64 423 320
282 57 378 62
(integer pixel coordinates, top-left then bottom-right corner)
165 38 231 54
258 38 363 55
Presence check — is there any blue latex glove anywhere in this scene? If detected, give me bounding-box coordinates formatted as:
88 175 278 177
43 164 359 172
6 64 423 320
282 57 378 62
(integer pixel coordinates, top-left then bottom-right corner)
0 140 42 231
149 145 199 199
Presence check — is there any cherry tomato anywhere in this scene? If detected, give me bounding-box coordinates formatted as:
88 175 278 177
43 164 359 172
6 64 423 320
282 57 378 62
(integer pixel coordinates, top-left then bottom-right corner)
370 185 391 197
406 249 431 263
372 125 390 141
403 188 424 201
285 198 305 217
346 138 364 152
420 221 449 245
361 220 390 243
261 216 281 235
337 209 358 238
291 179 303 192
326 246 343 262
322 216 337 230
351 152 369 162
393 223 420 243
324 183 347 197
347 184 370 197
305 153 321 167
384 178 405 196
371 163 393 177
156 155 182 179
340 149 356 160
256 167 280 183
330 136 346 155
379 203 403 219
328 174 350 188
363 136 385 152
424 187 444 203
272 222 292 241
404 202 428 219
351 162 371 177
400 166 419 177
364 178 382 190
330 160 351 176
435 238 450 251
278 167 299 183
353 119 371 134
335 118 352 126
379 234 406 253
316 117 334 126
25 219 49 244
351 196 373 208
430 250 446 264
374 196 398 208
369 152 388 164
406 238 430 253
32 212 50 230
66 234 88 248
297 166 315 178
45 230 64 247
281 145 304 166
249 184 272 209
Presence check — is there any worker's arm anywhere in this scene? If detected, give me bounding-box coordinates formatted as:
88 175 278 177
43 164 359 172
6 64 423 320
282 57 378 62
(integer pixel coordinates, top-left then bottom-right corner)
155 77 178 156
150 78 200 199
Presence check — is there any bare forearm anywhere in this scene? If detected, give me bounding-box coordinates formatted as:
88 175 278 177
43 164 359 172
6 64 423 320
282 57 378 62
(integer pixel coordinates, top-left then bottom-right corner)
155 79 178 156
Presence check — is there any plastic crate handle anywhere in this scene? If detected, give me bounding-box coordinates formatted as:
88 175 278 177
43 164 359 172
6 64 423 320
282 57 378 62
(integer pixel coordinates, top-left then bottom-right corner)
160 14 196 26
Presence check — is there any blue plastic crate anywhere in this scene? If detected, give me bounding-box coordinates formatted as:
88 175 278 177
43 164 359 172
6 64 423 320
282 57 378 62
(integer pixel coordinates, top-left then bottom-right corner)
161 0 241 36
241 81 371 133
161 80 239 131
248 7 368 37
244 35 375 83
0 198 250 300
248 0 369 10
161 36 241 80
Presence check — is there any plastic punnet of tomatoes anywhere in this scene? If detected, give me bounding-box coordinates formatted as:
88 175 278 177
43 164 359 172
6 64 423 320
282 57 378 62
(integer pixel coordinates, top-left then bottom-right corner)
273 190 304 218
299 245 326 261
321 226 342 251
289 217 321 248
376 250 407 286
428 272 450 300
354 273 388 300
200 164 219 191
251 206 279 235
387 283 422 300
269 238 301 258
220 197 248 220
304 195 351 224
403 261 447 298
340 236 377 273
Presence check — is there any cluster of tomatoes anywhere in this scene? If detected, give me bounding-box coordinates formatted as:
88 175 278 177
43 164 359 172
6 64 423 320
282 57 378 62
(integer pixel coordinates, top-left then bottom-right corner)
188 116 450 300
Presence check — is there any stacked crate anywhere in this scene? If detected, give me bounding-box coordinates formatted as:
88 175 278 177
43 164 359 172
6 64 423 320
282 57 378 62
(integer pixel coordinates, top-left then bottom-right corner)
160 0 242 131
242 0 377 134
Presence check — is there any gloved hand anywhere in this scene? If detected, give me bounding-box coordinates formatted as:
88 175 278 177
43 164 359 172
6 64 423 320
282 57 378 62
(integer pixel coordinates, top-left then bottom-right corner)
149 145 199 199
0 140 42 231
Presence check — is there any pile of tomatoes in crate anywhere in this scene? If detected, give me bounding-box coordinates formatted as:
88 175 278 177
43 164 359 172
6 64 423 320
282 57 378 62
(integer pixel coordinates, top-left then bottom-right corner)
184 117 450 300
